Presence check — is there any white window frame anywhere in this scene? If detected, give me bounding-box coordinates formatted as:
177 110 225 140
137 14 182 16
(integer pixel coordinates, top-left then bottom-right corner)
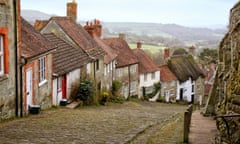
130 65 136 73
0 35 4 75
118 69 123 77
39 56 47 86
130 82 136 93
144 73 147 81
151 72 155 79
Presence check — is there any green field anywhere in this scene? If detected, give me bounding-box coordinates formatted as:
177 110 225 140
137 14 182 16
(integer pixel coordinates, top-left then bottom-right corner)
129 43 166 54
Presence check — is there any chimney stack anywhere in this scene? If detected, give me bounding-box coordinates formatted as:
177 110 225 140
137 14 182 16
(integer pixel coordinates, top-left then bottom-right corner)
93 19 102 37
84 21 94 37
137 42 142 49
188 46 195 56
119 33 126 40
164 48 170 59
67 0 77 22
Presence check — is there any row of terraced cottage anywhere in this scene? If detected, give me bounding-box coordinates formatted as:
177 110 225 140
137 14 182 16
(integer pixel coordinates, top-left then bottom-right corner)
0 0 205 119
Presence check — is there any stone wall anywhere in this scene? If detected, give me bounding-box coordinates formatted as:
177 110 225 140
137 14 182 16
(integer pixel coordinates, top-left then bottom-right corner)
205 2 240 143
0 0 18 120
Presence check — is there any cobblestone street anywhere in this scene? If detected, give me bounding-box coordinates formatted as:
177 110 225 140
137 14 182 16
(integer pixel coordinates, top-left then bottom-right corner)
0 102 186 144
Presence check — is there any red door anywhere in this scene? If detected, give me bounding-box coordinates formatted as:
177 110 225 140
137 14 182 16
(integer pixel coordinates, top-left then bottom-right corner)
62 75 67 99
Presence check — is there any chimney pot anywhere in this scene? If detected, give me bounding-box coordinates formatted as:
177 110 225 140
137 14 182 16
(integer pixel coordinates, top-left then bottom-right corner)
137 42 142 49
164 48 170 59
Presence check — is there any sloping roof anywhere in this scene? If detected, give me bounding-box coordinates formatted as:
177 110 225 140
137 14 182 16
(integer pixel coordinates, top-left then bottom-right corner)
160 65 177 82
48 17 105 58
93 34 117 64
21 17 56 59
103 38 138 67
132 48 159 74
44 33 92 76
167 55 205 82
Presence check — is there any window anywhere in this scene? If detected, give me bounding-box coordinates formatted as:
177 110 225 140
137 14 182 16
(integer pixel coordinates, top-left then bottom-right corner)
170 81 175 87
57 77 62 92
0 28 9 76
130 65 136 73
104 64 107 75
170 89 175 96
0 35 3 75
130 82 137 93
151 72 155 79
192 85 195 92
110 62 112 71
144 73 147 81
118 69 123 77
95 59 99 71
39 56 46 83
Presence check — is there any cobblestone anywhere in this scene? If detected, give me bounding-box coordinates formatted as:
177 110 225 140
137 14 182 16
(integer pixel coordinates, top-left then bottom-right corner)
0 102 186 144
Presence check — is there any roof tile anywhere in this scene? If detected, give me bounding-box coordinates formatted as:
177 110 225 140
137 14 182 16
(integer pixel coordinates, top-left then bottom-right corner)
133 48 159 74
103 38 138 67
21 17 56 58
160 65 177 82
44 33 92 76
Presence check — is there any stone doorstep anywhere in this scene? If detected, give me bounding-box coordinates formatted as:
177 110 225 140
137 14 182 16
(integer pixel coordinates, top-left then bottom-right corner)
66 101 83 109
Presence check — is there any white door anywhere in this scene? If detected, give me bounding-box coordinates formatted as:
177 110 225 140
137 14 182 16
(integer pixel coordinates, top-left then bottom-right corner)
26 68 33 111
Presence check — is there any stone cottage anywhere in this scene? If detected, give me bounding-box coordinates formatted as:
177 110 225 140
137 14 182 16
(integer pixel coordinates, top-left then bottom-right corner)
0 0 20 119
104 36 139 99
44 33 92 105
21 18 56 114
84 20 117 92
132 42 160 100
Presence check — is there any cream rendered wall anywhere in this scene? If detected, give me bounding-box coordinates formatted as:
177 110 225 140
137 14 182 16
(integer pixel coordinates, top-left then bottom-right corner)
139 71 160 98
66 68 81 98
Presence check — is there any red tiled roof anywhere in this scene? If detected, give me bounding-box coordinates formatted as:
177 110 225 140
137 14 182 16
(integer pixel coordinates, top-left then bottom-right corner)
93 34 117 64
160 65 177 82
44 33 92 76
132 48 159 74
103 38 138 67
21 17 56 58
49 17 105 58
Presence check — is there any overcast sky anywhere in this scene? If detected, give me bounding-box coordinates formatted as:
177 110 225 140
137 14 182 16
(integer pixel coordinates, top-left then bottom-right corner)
21 0 237 27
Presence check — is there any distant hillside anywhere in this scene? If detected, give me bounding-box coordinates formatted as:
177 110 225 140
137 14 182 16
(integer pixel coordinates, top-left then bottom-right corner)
21 9 227 49
102 22 227 48
21 10 54 23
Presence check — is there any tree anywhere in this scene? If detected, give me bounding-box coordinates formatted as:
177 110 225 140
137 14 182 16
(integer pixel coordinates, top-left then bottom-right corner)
198 48 218 64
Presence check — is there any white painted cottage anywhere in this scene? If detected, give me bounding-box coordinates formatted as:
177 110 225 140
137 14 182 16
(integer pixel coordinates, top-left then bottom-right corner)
167 55 204 103
132 42 160 100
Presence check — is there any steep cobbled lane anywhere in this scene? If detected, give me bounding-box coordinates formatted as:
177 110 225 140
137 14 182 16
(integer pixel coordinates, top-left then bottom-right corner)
0 102 186 144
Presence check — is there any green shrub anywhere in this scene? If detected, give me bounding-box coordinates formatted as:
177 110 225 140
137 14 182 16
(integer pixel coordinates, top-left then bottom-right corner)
111 80 122 97
100 91 109 105
76 79 94 105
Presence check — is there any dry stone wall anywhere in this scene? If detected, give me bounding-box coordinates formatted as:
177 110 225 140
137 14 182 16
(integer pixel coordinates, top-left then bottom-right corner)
206 2 240 143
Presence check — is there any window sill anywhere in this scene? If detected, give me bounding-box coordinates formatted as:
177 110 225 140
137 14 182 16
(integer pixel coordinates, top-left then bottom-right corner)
39 79 47 87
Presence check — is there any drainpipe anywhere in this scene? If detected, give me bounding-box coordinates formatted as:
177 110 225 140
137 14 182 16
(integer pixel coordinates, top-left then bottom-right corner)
13 0 19 117
19 63 23 117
